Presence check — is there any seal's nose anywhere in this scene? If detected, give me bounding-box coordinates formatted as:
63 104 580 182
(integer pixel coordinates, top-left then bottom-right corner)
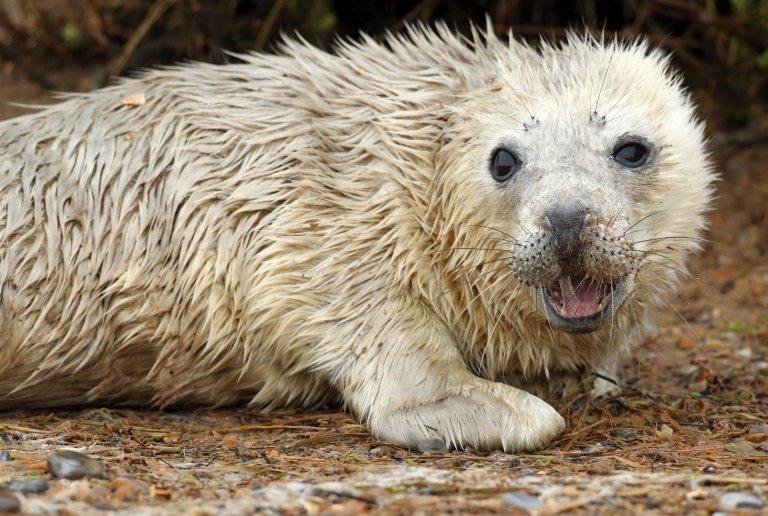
545 206 589 265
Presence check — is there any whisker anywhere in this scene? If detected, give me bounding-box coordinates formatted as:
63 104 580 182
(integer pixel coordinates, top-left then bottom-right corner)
495 70 535 120
622 208 680 236
637 277 692 332
537 285 560 349
592 51 614 114
608 278 616 349
471 263 512 282
477 102 525 127
638 257 696 280
631 235 710 245
479 275 519 367
604 112 633 125
637 250 689 273
637 278 666 321
486 277 521 348
445 256 511 276
467 224 522 245
602 89 631 119
449 273 512 333
429 247 508 254
432 262 508 306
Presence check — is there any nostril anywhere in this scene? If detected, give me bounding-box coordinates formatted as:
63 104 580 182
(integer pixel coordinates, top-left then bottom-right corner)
545 206 590 262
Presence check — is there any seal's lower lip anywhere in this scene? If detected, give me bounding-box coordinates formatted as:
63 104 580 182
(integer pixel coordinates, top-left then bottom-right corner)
537 276 627 334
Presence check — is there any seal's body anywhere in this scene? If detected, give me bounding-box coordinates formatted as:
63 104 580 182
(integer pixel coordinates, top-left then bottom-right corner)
0 26 714 450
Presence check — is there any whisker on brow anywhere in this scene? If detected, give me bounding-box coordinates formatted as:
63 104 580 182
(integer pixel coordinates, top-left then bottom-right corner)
592 51 615 115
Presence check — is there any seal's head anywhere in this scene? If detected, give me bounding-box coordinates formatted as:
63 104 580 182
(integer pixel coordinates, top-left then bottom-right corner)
435 34 715 337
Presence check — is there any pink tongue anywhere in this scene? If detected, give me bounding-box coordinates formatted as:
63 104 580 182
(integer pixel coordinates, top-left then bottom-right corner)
558 277 603 318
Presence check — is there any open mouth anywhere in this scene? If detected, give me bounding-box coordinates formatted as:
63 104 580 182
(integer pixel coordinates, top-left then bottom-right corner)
538 274 627 333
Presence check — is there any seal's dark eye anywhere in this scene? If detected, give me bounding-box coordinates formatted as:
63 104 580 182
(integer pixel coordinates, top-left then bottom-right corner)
490 148 521 182
613 142 650 168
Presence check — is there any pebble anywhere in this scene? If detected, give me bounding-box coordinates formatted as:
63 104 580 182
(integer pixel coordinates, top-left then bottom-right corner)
0 451 11 461
582 443 605 454
610 428 638 440
718 492 763 511
724 440 756 454
678 365 700 376
48 450 103 480
750 424 768 434
368 446 404 460
502 492 543 510
658 424 674 437
4 478 49 494
416 437 447 453
0 492 20 513
488 451 522 467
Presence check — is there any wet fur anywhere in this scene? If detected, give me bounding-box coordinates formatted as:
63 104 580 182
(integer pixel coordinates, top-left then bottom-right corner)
0 25 714 450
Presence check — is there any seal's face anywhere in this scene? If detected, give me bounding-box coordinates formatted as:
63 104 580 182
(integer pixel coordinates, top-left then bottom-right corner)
441 39 714 336
487 121 657 333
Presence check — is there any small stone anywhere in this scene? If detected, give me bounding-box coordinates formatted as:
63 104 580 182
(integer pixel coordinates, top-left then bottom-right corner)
689 380 709 393
48 450 103 480
610 428 638 440
750 424 768 434
678 364 700 376
4 478 49 494
0 492 20 513
0 451 11 461
489 451 522 467
702 463 717 474
312 481 369 501
368 446 404 460
502 492 543 510
718 492 763 511
582 443 605 453
724 440 757 454
658 424 674 437
416 437 447 453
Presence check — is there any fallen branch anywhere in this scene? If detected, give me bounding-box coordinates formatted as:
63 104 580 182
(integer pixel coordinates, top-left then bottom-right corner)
106 0 176 80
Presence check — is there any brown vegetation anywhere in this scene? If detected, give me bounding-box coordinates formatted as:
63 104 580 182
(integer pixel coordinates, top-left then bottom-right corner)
0 1 766 513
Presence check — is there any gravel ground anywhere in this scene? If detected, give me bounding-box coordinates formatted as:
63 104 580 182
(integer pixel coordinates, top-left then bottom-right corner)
0 85 766 514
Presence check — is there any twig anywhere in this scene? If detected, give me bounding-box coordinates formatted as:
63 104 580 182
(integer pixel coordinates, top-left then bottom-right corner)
561 418 609 452
546 491 611 514
254 0 287 51
711 125 768 152
228 424 324 432
390 0 442 33
106 0 175 79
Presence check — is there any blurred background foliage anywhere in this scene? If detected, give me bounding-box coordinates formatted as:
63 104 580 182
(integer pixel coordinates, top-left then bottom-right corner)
0 0 766 129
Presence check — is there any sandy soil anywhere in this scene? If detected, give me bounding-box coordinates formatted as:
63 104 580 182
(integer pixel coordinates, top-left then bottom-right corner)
0 82 766 514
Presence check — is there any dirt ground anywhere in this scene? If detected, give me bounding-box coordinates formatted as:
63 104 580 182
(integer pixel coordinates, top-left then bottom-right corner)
0 72 766 514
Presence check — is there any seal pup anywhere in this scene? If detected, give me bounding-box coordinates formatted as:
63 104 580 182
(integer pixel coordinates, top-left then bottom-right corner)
0 25 714 451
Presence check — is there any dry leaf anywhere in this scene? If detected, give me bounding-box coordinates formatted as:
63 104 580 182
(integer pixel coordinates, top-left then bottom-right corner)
121 93 146 107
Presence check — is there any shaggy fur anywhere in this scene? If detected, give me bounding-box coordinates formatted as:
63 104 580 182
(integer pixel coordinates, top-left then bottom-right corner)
0 24 714 451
